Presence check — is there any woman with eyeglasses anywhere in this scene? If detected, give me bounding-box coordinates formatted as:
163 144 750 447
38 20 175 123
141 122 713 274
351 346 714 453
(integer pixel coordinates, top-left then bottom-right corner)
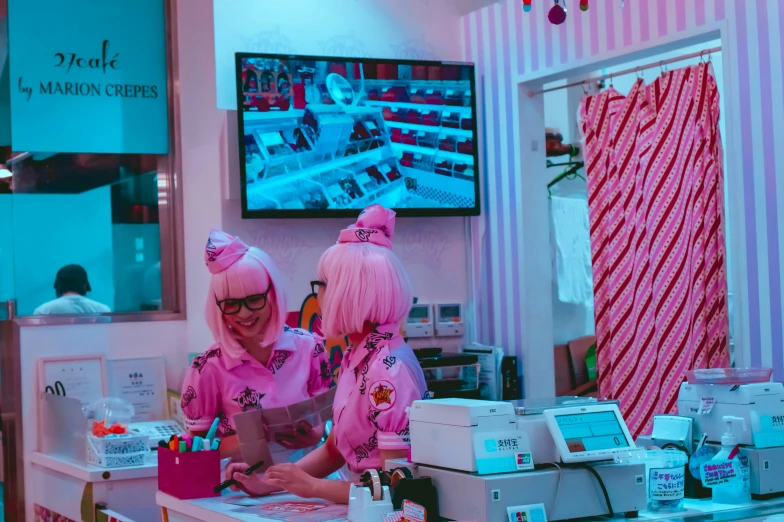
180 229 333 461
225 205 428 503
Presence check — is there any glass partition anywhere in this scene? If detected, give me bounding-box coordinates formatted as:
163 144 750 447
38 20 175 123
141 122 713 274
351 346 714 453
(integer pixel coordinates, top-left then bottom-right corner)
7 153 167 316
0 0 183 323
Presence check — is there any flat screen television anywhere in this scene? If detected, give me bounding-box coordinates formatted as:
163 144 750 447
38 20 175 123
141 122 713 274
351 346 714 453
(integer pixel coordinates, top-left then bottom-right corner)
235 52 480 218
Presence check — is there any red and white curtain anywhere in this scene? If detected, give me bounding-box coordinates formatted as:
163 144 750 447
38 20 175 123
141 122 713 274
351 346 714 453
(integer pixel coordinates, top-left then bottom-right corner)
580 62 730 437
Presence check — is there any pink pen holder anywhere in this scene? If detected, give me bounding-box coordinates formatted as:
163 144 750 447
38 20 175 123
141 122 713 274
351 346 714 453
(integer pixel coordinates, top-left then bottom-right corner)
158 448 221 500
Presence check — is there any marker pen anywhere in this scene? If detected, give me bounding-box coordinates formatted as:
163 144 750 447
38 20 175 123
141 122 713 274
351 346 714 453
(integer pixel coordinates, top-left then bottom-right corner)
179 441 187 453
203 439 211 452
192 436 204 452
205 418 220 441
211 438 221 451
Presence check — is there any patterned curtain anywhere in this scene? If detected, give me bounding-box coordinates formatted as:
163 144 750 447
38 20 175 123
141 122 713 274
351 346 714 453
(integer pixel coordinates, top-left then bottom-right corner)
579 63 730 437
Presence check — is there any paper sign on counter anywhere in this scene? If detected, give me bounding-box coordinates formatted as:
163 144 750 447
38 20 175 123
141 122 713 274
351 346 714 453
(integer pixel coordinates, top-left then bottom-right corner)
649 468 685 500
402 500 426 522
751 411 784 448
701 459 741 488
472 429 533 475
698 397 716 415
507 503 548 522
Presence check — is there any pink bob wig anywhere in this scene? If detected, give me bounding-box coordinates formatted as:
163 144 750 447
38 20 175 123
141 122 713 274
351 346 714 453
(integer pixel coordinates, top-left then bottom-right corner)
205 247 288 358
317 242 413 339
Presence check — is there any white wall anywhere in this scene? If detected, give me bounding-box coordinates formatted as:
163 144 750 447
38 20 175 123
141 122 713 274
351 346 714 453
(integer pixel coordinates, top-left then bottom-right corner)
207 0 473 353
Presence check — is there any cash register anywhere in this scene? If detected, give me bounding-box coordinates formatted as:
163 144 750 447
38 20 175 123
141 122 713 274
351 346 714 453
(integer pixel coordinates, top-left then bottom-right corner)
676 371 784 498
394 398 647 522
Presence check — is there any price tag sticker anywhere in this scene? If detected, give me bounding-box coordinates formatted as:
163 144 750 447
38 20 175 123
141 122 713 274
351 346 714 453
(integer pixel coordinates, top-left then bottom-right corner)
701 459 741 488
649 468 685 500
698 397 716 415
472 430 533 475
402 500 426 522
507 503 548 522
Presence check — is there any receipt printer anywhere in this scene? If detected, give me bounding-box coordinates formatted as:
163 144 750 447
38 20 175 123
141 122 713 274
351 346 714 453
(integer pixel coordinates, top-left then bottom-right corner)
678 382 784 446
409 398 519 473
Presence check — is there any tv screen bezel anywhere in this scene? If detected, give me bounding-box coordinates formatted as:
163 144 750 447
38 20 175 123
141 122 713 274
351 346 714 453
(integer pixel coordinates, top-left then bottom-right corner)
235 52 481 219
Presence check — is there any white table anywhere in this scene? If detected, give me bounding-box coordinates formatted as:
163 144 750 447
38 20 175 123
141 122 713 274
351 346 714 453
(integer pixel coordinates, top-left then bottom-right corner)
157 491 349 522
28 452 159 522
584 497 784 521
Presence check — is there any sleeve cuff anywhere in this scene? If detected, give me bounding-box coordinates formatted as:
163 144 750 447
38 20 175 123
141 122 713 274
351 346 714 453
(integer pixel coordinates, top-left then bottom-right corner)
183 416 214 432
378 429 410 450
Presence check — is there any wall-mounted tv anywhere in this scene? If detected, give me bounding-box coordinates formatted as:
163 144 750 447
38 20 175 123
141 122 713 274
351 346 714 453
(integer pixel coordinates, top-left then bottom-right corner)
235 52 480 218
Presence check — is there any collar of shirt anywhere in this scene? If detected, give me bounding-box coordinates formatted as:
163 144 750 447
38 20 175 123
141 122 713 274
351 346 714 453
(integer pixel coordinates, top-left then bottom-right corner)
220 329 298 371
344 323 402 374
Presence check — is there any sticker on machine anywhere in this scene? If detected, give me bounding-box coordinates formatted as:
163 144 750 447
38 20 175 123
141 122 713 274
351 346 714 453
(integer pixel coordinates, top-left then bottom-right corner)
369 380 396 411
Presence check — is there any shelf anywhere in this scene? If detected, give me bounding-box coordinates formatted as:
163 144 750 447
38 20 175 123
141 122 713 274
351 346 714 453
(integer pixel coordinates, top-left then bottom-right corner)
243 109 305 123
250 147 387 192
392 143 474 165
385 121 473 138
364 100 472 116
30 452 158 482
357 79 472 90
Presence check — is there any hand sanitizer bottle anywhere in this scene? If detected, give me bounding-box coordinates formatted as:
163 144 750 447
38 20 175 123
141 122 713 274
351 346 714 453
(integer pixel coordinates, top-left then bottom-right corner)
711 416 751 504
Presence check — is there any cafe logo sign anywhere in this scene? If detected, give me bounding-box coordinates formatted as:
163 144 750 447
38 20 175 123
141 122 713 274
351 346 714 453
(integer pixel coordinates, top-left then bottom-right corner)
17 40 161 102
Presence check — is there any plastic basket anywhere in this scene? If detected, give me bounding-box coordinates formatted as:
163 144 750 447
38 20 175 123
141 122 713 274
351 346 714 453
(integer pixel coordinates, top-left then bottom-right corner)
685 368 773 385
86 434 149 468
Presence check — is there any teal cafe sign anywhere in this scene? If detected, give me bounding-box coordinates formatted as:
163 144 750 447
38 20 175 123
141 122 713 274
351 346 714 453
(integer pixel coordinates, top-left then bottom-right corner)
9 0 169 154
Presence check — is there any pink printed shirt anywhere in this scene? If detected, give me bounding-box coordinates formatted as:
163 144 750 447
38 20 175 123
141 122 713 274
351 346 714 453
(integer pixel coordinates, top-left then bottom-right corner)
181 326 333 436
331 323 428 474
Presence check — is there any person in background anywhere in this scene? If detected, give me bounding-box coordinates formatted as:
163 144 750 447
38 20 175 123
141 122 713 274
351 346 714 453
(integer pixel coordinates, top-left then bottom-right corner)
226 205 428 503
181 229 333 462
34 264 111 315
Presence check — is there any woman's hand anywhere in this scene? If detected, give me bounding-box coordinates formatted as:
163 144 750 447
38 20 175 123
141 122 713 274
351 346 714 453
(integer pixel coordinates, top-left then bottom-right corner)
224 462 280 497
274 420 323 450
261 463 319 498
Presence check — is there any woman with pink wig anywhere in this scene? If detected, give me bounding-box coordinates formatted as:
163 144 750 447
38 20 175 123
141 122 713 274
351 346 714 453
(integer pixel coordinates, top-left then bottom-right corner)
181 229 333 461
226 205 427 503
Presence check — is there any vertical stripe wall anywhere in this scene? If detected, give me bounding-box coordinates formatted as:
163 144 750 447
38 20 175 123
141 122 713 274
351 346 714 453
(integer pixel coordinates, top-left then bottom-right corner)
463 0 784 380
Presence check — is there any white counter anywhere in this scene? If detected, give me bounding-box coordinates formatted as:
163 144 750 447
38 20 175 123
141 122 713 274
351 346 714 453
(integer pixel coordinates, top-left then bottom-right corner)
28 452 159 522
584 497 784 521
157 491 349 522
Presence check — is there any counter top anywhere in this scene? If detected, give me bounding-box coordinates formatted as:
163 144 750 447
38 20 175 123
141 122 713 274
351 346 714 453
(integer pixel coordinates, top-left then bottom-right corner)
157 491 349 522
29 451 158 482
585 497 784 521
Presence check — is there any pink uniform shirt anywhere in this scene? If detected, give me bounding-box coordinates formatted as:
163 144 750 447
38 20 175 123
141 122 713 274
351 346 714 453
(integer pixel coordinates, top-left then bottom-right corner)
331 323 428 474
181 326 333 436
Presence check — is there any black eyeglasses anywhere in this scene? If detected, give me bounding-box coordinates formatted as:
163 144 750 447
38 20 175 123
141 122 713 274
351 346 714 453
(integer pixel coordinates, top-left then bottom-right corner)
310 280 326 296
216 284 271 315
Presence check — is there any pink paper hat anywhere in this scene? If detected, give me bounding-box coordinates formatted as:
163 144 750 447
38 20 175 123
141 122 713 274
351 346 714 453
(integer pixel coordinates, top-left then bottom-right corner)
337 205 396 249
205 229 249 274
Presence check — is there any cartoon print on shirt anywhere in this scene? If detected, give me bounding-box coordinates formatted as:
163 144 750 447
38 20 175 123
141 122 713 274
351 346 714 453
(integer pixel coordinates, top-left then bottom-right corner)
269 351 292 374
354 433 379 465
232 386 265 412
313 341 325 358
368 380 396 411
358 361 371 395
191 346 221 374
382 355 396 369
320 360 332 382
283 325 305 335
396 425 411 444
180 386 197 409
217 412 236 436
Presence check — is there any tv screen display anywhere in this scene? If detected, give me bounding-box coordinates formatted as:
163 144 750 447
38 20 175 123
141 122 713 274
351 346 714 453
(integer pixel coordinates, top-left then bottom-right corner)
235 53 480 218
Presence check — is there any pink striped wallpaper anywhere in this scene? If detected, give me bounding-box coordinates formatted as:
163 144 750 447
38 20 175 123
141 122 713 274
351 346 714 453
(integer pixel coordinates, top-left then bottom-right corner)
463 0 784 380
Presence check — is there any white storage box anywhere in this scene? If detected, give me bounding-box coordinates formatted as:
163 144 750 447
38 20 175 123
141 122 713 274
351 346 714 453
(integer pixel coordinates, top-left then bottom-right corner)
86 434 149 468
